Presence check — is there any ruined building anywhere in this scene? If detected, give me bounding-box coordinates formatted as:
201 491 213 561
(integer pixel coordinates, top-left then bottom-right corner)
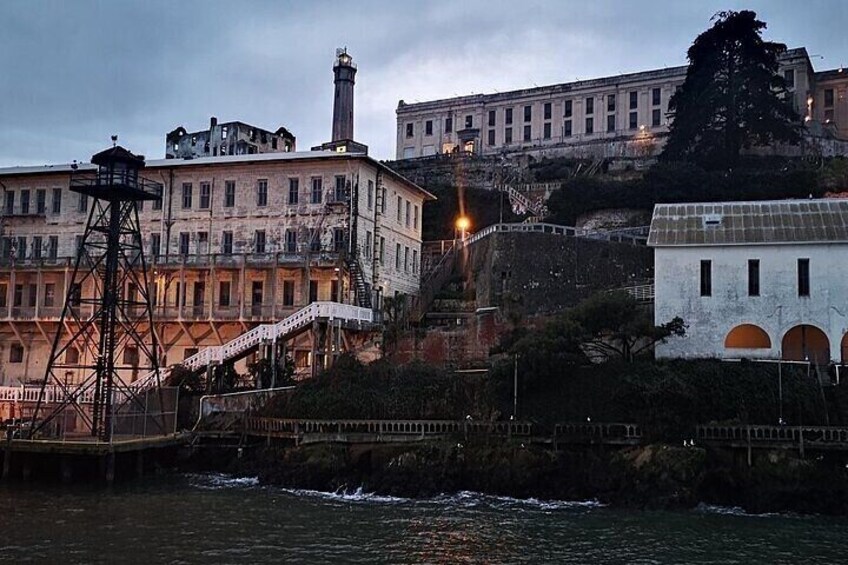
0 49 433 386
166 118 296 159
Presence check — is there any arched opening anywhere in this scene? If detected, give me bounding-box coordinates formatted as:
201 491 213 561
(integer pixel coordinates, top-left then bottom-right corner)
725 324 771 349
842 333 848 364
782 325 830 364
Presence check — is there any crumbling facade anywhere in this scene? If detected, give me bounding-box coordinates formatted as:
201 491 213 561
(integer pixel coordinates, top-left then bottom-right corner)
166 118 295 160
396 48 847 160
0 151 433 385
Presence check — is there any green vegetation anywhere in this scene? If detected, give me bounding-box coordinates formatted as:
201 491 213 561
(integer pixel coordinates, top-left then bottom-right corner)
545 159 823 225
663 10 800 169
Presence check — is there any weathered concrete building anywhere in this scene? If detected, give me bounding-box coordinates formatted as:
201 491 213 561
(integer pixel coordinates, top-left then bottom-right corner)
396 48 848 160
166 118 296 160
649 199 848 364
0 150 433 385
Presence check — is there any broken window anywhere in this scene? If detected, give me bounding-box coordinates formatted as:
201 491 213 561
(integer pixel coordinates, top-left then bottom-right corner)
9 344 23 363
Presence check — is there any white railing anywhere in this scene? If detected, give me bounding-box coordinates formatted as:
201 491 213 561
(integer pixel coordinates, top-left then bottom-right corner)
0 301 373 404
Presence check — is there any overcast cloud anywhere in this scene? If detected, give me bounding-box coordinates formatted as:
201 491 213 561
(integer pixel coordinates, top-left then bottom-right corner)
0 0 845 166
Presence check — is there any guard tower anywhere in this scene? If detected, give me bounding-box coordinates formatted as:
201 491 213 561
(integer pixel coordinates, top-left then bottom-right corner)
31 144 164 441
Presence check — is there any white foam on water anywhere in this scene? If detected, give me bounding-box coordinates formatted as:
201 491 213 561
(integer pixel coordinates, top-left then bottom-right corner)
433 490 604 511
279 485 411 505
694 503 803 519
186 473 260 490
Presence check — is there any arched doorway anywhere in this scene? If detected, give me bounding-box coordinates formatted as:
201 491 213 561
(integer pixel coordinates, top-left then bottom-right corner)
725 324 771 349
782 325 830 364
842 333 848 364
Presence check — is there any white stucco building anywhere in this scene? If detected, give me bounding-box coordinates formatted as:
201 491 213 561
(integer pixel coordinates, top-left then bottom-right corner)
649 199 848 364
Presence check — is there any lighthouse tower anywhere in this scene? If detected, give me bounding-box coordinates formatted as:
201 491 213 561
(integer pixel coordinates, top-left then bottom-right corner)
332 48 356 142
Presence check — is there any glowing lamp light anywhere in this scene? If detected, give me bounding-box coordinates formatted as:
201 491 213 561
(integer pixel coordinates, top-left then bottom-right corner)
455 216 471 232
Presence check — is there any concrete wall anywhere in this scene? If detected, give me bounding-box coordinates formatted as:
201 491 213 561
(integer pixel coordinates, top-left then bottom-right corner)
655 244 848 362
467 232 653 316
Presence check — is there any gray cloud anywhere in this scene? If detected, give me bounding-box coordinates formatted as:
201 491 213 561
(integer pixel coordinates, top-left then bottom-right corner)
0 0 845 166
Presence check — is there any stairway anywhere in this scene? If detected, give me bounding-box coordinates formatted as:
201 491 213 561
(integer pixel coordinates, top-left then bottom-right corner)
347 254 372 309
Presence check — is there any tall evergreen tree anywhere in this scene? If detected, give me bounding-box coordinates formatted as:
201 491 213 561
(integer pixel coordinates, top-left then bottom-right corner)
662 10 800 169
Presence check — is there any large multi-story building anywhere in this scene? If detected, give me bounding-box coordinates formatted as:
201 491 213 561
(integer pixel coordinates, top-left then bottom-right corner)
0 49 434 386
165 118 296 159
396 48 847 160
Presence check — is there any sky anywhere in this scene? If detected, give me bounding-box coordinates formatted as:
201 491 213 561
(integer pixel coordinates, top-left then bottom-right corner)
0 0 846 167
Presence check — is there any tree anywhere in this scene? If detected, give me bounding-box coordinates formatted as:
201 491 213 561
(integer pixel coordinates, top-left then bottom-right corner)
662 10 800 169
569 291 686 363
247 355 295 389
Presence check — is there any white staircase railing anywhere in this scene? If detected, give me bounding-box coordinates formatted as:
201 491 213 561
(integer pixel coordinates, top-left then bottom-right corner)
0 301 374 405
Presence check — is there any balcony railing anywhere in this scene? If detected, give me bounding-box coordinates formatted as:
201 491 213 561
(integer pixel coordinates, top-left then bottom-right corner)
70 171 163 201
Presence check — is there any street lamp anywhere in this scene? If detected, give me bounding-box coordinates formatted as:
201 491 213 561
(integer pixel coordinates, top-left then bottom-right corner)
455 216 471 241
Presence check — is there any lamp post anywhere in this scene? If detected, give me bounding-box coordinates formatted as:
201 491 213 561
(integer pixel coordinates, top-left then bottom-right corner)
455 216 471 242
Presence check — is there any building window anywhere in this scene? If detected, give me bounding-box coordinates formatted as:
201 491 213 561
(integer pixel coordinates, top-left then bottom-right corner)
652 109 662 127
465 115 473 128
4 191 13 215
700 260 712 297
32 236 41 259
254 230 266 253
585 97 594 115
48 236 58 259
13 284 22 307
224 181 235 207
198 182 210 209
413 249 418 274
543 123 551 139
222 231 233 254
406 123 413 137
285 230 297 253
488 110 496 127
0 283 6 308
9 344 23 364
505 108 513 125
255 179 268 207
607 94 616 113
652 88 661 106
396 196 402 222
52 188 61 214
78 193 89 213
44 283 54 307
309 229 320 252
271 137 278 149
564 120 572 137
747 259 760 296
179 232 190 255
395 243 401 270
504 127 513 144
153 192 162 211
379 237 385 264
783 69 795 88
151 233 161 257
564 100 572 118
221 126 228 140
28 283 36 308
252 281 264 308
219 281 231 307
824 89 835 108
629 112 638 130
523 125 531 141
288 178 299 205
365 230 373 259
544 103 551 120
607 114 615 133
445 116 452 133
487 129 496 145
367 180 374 210
798 258 810 297
380 188 387 214
16 237 26 259
524 105 532 122
308 280 318 303
20 190 29 215
311 177 322 204
413 205 419 230
36 189 46 214
334 175 346 202
405 201 411 227
333 228 345 252
182 183 193 209
425 120 433 135
585 117 594 135
629 91 638 109
283 280 295 306
404 246 410 272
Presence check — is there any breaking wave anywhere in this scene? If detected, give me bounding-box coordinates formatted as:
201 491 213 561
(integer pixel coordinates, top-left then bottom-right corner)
185 473 260 490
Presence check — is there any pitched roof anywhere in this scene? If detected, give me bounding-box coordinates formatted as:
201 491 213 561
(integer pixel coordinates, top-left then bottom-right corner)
648 199 848 247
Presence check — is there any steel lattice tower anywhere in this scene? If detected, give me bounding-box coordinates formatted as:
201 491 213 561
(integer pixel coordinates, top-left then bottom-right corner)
31 145 164 441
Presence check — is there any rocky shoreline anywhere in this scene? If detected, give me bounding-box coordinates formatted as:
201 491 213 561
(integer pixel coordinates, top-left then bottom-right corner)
184 440 848 516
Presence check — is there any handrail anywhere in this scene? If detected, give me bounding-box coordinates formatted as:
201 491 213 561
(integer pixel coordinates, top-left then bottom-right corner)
243 417 533 438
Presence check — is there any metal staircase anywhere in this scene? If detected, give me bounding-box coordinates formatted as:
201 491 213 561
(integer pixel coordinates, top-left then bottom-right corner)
347 252 372 308
0 301 374 404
